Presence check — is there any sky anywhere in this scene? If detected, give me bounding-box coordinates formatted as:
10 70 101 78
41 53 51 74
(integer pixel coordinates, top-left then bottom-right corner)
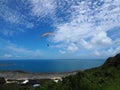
0 0 120 59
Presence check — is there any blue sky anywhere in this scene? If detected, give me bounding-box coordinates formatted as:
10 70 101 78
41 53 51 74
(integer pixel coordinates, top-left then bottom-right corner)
0 0 120 59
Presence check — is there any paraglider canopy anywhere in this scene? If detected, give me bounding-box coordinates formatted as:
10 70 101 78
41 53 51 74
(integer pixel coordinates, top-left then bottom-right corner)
40 32 55 47
41 32 55 37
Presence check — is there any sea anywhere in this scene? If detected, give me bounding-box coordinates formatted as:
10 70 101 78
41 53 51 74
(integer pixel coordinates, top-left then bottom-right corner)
0 59 106 73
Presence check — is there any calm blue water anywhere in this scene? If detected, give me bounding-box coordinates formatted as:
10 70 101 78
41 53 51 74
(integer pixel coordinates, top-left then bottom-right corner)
0 59 106 73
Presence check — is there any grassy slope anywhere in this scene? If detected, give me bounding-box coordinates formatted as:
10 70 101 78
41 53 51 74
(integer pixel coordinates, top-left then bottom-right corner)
43 53 120 90
43 67 119 90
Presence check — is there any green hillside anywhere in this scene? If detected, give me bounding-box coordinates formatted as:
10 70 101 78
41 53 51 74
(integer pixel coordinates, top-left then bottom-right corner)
41 53 120 90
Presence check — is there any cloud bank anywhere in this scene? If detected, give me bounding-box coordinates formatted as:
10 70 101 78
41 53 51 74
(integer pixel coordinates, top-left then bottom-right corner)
52 0 120 57
0 39 41 59
0 0 120 58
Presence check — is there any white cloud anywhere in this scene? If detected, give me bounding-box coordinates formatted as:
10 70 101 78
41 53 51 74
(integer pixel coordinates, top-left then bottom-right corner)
4 54 13 58
95 46 120 57
94 50 100 56
0 28 25 36
29 0 56 18
0 29 15 36
80 39 93 49
91 31 112 46
0 38 41 59
52 0 120 56
0 3 20 24
59 50 66 54
67 43 78 52
0 0 34 36
6 45 41 58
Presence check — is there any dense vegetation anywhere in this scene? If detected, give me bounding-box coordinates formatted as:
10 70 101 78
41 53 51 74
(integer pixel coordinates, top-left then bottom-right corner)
0 53 120 90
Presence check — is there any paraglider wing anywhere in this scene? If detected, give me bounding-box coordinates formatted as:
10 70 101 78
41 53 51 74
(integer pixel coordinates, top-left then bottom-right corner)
41 32 55 37
40 32 55 47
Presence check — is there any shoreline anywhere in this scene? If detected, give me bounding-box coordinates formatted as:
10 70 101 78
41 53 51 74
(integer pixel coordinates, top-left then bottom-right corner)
0 70 77 80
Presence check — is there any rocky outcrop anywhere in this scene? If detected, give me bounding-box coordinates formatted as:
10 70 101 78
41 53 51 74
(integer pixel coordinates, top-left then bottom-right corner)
103 53 120 68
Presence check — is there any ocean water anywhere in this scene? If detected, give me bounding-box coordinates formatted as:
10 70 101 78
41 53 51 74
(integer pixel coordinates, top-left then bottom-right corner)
0 59 106 73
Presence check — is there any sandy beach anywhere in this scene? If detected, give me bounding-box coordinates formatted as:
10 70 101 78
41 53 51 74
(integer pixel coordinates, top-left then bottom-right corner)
0 71 77 80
